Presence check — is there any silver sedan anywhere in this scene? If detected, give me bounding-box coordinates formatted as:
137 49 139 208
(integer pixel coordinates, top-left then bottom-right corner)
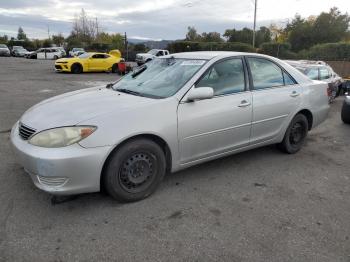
11 52 330 202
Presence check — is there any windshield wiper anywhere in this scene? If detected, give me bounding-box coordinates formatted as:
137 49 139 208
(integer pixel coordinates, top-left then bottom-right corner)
116 88 143 97
132 65 147 78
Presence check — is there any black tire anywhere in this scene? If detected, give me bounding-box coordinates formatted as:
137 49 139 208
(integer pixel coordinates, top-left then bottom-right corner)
71 63 82 74
278 114 309 154
103 138 166 202
111 63 118 73
341 101 350 124
53 55 58 60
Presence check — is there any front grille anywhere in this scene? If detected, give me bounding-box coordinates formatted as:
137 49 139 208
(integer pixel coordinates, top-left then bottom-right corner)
18 122 36 140
55 65 62 69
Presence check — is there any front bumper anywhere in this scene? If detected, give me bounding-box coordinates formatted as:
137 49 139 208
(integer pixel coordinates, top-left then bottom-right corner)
55 64 70 72
10 122 112 195
135 58 145 64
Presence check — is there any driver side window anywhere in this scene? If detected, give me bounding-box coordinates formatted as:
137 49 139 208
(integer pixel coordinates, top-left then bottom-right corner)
197 58 245 96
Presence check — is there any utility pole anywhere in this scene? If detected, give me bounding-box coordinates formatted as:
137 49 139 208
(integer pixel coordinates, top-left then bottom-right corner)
47 25 51 39
252 0 257 48
124 32 128 61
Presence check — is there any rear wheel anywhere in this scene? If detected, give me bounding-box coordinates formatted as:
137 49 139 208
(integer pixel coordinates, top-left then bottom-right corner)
112 63 118 73
278 114 308 154
53 55 58 60
71 63 82 74
103 139 166 202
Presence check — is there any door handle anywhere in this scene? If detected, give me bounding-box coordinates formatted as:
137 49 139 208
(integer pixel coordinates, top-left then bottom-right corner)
290 91 300 97
238 100 251 107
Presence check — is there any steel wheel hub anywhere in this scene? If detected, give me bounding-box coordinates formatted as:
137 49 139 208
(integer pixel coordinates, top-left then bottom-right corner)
119 153 154 193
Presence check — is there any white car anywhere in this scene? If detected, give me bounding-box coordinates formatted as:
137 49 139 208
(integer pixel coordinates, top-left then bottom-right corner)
0 44 10 56
286 60 344 100
36 48 63 60
136 49 170 65
11 52 329 202
69 48 85 57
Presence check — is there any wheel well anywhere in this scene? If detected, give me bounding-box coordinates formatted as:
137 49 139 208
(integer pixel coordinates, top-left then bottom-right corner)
72 63 82 69
297 109 313 130
100 134 172 191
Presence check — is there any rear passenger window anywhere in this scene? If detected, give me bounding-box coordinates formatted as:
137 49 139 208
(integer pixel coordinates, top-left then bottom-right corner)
283 72 296 85
247 57 284 89
319 67 330 80
306 68 319 80
197 58 245 96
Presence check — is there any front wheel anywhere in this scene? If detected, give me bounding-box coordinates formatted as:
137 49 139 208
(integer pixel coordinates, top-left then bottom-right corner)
103 139 166 202
71 63 82 74
278 114 308 154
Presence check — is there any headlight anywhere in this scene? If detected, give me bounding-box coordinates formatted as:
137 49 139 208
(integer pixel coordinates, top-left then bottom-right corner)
29 126 96 148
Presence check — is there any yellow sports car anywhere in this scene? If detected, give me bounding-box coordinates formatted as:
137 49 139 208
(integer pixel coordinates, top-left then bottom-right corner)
55 50 122 73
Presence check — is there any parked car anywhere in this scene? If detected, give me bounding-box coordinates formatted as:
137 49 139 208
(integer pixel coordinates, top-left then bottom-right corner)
56 47 66 57
11 46 24 56
0 44 11 56
55 50 122 73
341 95 350 124
286 60 343 102
11 52 329 202
69 48 85 57
37 47 63 60
25 48 63 60
12 47 30 57
136 49 170 65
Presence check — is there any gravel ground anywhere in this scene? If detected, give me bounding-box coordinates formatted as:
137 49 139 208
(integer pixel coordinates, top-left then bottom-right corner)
0 57 349 262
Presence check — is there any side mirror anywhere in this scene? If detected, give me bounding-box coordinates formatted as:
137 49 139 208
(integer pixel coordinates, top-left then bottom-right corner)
187 87 214 101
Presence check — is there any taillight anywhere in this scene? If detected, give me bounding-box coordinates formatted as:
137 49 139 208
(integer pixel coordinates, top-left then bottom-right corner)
327 83 332 97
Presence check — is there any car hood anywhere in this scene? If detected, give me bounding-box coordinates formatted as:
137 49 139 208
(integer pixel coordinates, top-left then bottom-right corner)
56 57 80 63
0 47 9 51
20 87 156 131
137 53 153 58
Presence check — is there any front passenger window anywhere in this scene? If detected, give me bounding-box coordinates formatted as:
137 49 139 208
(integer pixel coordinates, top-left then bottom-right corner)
197 58 245 96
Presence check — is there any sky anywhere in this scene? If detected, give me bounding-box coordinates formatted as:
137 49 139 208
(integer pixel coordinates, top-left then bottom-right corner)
0 0 349 40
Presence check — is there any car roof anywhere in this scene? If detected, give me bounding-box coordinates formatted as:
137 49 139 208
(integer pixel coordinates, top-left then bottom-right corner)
164 51 273 60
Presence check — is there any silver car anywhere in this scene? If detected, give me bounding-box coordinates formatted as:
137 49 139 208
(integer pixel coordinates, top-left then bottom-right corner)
11 52 330 202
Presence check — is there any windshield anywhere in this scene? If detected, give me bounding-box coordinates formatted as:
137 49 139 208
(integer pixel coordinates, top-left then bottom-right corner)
113 58 207 98
78 53 89 58
147 49 158 55
74 48 84 51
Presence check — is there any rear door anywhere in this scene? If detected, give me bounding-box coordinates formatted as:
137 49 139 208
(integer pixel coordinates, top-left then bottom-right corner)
177 57 252 164
36 49 45 59
246 56 302 144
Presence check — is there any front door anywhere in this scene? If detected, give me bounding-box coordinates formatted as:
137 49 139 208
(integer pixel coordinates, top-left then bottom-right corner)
178 57 252 164
88 54 108 71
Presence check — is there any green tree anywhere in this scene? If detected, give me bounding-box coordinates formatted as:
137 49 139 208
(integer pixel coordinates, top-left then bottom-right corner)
17 27 27 40
201 32 223 42
285 15 314 51
52 33 65 46
0 35 8 44
312 7 350 44
185 26 201 41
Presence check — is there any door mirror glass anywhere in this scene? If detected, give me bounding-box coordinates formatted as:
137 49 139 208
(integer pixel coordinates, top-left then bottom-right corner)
187 87 214 101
